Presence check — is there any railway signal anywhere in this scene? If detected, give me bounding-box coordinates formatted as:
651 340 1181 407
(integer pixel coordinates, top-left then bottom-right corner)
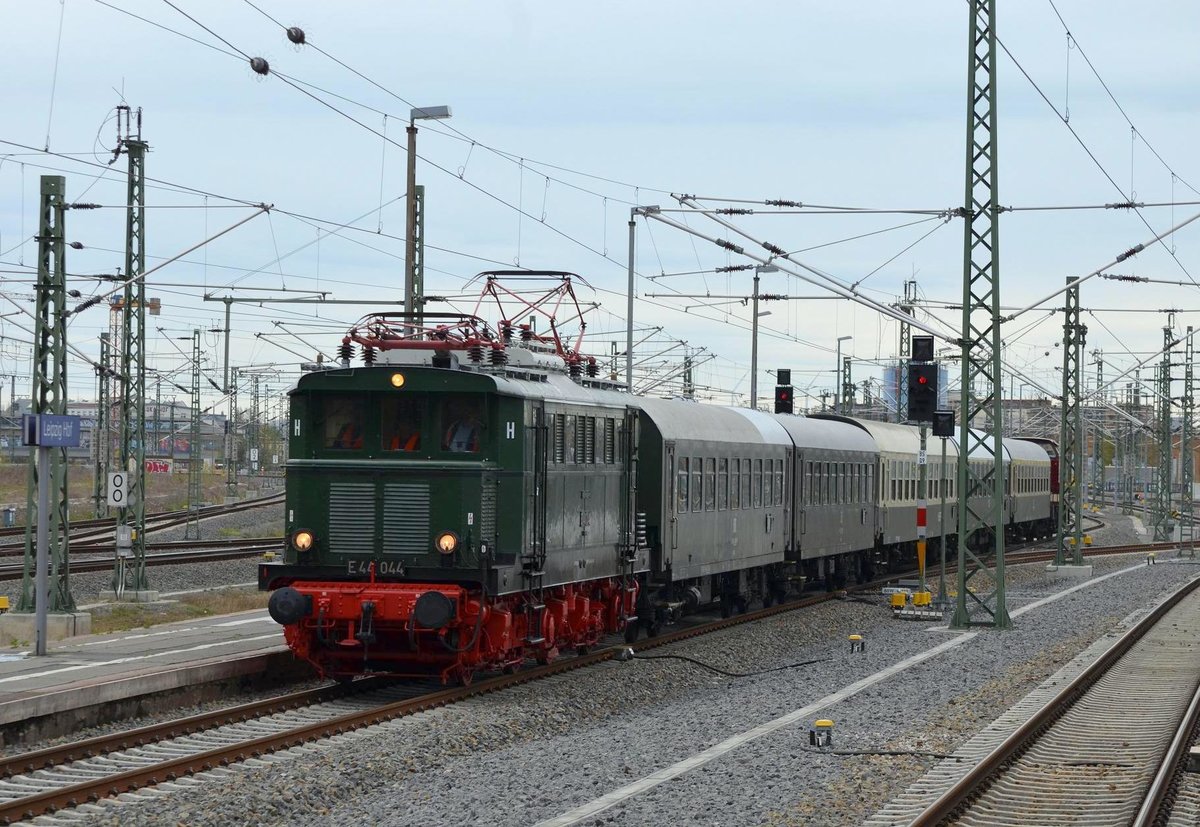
907 363 938 422
774 384 794 415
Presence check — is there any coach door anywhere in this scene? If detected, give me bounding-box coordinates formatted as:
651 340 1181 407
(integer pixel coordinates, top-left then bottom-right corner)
666 441 678 560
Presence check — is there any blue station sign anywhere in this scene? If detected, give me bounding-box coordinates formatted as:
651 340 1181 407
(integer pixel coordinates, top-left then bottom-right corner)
22 414 82 448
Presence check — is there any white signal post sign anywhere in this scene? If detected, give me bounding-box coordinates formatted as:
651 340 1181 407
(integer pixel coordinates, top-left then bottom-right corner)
108 472 128 507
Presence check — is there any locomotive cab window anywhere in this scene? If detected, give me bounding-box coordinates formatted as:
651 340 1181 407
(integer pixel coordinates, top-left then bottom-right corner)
381 396 423 452
323 396 366 450
440 394 486 453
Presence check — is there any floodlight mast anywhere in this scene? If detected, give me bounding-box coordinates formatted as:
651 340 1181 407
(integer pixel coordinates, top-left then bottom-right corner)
405 105 453 327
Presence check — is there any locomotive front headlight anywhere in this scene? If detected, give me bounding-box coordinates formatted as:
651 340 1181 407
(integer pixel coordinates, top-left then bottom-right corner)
390 372 406 388
435 531 459 554
290 528 315 552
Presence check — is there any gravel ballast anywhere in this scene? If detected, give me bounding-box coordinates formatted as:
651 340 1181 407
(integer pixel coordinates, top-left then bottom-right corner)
71 511 1200 827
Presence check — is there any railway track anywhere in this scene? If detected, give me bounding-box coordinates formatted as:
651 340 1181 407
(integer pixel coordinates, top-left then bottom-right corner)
0 493 284 545
0 538 1186 825
0 540 279 581
901 575 1200 826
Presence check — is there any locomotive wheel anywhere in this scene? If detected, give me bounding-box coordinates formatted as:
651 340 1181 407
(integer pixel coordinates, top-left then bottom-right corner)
502 661 520 675
576 645 590 656
623 622 639 643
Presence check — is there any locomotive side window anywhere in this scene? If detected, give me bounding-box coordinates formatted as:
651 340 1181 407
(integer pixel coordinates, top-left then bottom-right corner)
691 457 702 512
324 396 366 449
677 458 689 514
718 458 729 511
441 394 485 453
381 396 423 452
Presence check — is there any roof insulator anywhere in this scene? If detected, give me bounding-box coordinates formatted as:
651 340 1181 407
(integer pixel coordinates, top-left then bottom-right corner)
763 242 786 257
715 239 744 255
1115 243 1145 262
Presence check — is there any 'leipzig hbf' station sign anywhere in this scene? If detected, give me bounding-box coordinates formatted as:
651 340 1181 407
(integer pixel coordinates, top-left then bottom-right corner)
21 414 82 448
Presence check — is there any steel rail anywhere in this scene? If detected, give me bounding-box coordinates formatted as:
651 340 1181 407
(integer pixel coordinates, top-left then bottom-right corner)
0 537 1180 824
1131 674 1200 826
908 575 1200 826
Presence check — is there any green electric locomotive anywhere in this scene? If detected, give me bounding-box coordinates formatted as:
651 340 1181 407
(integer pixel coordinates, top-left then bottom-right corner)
261 274 646 683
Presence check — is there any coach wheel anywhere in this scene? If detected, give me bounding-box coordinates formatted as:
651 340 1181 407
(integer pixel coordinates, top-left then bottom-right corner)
763 591 774 609
720 596 732 619
735 597 749 615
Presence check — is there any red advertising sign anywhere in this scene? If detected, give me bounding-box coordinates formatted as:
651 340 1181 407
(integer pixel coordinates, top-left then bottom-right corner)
145 459 174 474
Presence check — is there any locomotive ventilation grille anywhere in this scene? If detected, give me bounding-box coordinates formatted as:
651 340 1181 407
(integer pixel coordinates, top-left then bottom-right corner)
328 482 376 555
382 482 431 555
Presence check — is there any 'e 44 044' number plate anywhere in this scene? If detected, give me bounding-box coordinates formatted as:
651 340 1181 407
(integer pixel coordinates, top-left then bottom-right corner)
346 560 406 576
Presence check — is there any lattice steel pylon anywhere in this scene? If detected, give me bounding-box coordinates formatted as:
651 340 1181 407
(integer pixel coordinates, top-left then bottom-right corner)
1180 326 1194 556
112 108 151 596
185 329 203 540
952 0 1010 630
226 367 238 499
1055 277 1085 566
840 356 854 415
93 332 111 518
19 175 76 613
1152 322 1175 541
1091 349 1104 508
895 279 916 422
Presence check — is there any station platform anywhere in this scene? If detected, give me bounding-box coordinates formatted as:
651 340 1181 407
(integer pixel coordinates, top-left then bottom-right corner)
0 609 308 748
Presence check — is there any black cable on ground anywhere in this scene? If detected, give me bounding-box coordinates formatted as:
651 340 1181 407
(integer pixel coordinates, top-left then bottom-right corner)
802 748 960 759
625 652 831 678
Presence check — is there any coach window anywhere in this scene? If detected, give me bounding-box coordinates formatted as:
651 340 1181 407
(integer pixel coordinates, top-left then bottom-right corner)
382 396 423 452
775 461 784 506
324 396 366 449
677 458 689 514
691 457 703 512
704 458 716 511
751 459 761 508
730 459 740 509
741 459 751 508
763 459 774 506
718 458 729 511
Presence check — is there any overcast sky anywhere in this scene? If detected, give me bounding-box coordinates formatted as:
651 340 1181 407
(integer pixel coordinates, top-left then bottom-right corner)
3 1 1200 411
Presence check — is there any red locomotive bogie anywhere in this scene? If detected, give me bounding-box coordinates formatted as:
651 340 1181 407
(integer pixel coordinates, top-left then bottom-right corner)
277 578 638 684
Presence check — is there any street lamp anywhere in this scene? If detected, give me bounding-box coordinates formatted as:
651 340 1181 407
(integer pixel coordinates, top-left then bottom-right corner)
751 265 779 409
835 335 852 413
405 105 453 320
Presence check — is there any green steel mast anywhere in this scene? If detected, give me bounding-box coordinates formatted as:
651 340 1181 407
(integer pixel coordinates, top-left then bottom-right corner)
1055 277 1085 566
1152 320 1174 541
952 0 1010 629
1181 326 1194 555
19 175 75 613
112 106 150 595
185 329 203 540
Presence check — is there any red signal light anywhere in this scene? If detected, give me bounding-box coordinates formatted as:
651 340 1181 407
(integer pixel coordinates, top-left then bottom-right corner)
918 376 928 385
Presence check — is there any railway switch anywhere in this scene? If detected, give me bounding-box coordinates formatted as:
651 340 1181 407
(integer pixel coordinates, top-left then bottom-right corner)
809 719 834 747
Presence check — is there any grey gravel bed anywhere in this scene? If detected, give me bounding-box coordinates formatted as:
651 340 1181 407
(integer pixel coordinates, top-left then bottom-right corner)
76 553 1199 826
